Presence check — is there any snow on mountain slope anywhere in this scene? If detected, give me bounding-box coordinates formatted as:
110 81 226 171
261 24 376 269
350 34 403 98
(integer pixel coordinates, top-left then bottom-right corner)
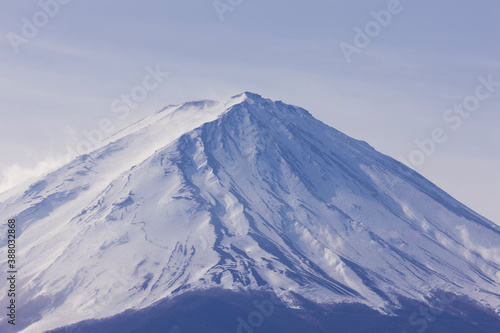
1 93 499 332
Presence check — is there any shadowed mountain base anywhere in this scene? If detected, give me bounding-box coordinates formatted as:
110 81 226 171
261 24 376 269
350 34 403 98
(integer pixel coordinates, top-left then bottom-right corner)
48 289 500 333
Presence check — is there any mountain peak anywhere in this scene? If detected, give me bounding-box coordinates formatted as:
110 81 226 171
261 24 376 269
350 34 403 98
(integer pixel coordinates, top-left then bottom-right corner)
220 92 313 126
230 91 263 101
222 91 267 111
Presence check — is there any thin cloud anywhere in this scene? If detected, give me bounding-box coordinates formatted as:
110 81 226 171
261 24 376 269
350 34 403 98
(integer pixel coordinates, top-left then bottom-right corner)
0 157 66 195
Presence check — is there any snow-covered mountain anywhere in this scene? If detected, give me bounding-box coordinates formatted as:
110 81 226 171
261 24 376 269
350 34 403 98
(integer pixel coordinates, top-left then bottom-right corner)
1 92 499 332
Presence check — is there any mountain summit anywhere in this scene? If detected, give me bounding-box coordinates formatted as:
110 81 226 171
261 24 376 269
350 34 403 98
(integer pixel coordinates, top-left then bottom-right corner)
1 93 499 332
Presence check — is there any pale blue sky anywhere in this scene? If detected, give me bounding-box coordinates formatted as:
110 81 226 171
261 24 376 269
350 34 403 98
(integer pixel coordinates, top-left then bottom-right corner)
1 0 499 222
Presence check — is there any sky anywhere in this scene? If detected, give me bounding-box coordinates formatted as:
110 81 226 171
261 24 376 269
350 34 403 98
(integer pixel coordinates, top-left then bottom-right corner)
0 0 499 223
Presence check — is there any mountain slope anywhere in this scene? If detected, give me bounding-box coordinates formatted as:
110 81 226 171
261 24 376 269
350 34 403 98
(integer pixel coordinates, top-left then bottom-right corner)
1 93 499 332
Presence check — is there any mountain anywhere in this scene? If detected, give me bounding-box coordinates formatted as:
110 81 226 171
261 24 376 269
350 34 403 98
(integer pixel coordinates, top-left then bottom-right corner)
1 92 499 333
